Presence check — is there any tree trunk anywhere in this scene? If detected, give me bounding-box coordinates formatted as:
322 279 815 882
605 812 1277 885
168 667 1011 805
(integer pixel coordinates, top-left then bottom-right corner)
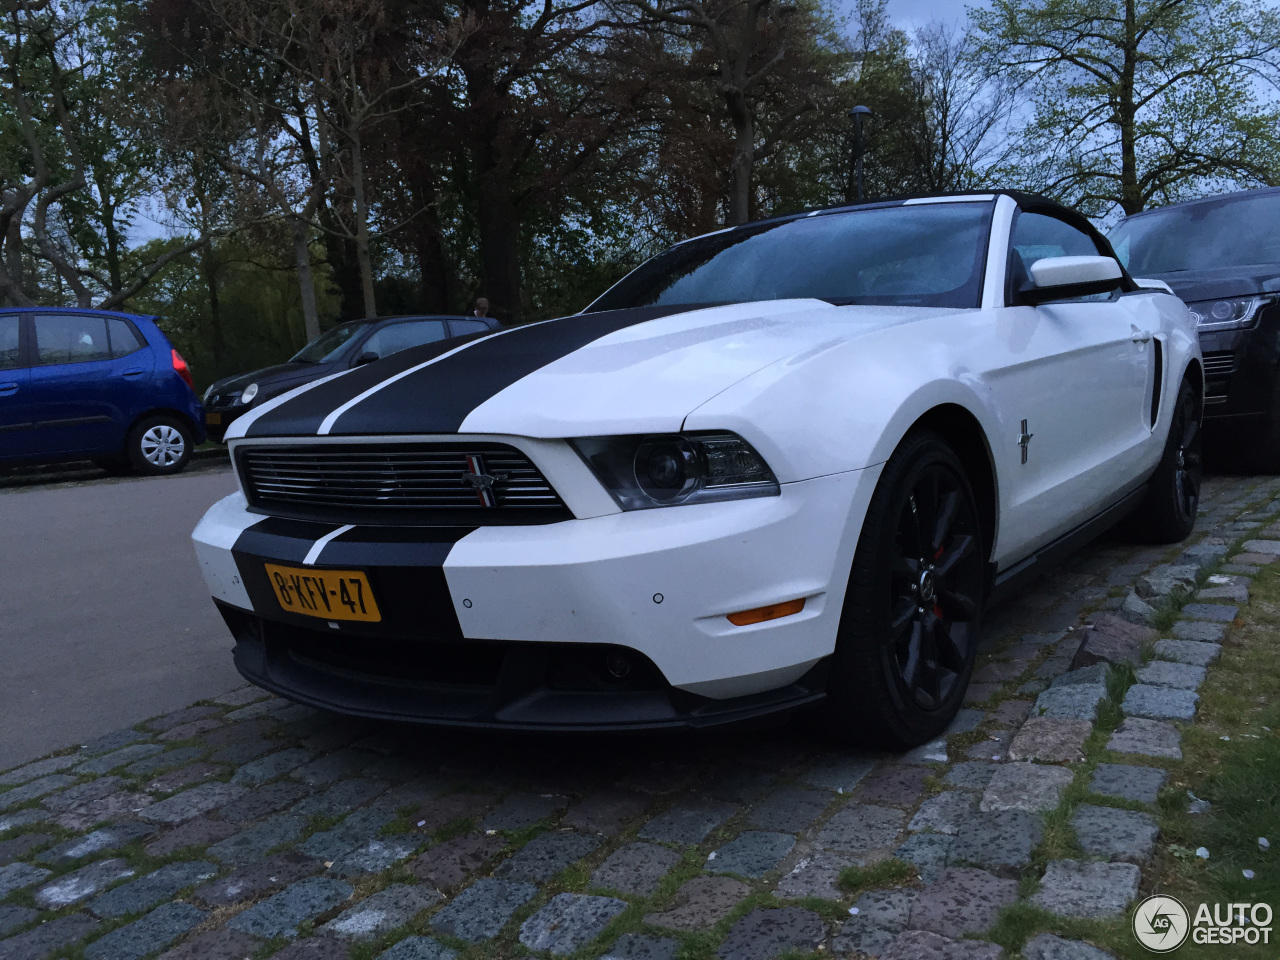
290 217 322 342
725 90 755 225
102 197 122 294
477 180 521 321
200 238 224 369
1118 0 1141 214
349 125 378 318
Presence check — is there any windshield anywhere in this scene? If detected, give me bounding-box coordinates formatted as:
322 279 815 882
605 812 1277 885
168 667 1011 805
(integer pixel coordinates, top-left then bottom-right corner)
587 201 994 312
290 321 365 363
1109 193 1280 274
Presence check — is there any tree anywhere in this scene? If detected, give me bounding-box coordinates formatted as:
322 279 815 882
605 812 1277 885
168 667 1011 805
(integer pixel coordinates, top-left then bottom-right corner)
0 0 207 308
623 0 840 225
972 0 1280 217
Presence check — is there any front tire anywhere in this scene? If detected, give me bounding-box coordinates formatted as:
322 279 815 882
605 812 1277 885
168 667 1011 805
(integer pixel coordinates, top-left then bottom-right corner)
126 415 193 475
1121 379 1201 543
820 432 985 749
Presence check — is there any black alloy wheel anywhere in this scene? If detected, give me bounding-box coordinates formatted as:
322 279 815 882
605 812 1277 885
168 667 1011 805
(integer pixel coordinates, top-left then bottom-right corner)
1122 379 1202 543
887 463 984 711
821 431 985 748
1171 385 1203 523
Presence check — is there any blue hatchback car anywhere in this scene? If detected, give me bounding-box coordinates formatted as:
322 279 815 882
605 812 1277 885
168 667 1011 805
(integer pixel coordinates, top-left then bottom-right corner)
0 308 206 474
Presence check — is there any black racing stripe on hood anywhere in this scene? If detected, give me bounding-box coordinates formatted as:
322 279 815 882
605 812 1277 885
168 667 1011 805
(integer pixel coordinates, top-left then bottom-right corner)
247 304 691 437
244 335 479 437
328 304 691 436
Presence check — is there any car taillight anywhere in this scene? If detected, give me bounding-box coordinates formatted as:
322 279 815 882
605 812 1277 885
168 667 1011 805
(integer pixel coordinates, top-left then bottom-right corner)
172 349 195 391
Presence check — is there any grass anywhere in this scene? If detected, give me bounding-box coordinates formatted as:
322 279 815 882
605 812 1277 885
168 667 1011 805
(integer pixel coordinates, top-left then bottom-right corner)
836 859 916 897
989 512 1280 959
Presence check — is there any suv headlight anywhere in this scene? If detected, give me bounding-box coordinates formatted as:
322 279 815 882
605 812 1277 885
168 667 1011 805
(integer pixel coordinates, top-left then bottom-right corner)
239 383 259 404
1186 296 1268 331
572 432 780 510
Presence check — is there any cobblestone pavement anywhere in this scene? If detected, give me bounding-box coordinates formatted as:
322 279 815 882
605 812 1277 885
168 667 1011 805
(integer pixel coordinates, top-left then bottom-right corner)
1 473 1276 960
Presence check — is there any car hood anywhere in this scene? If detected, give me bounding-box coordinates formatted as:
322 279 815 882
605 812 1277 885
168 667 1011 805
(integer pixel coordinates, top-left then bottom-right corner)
235 300 959 439
208 362 327 398
1144 264 1280 303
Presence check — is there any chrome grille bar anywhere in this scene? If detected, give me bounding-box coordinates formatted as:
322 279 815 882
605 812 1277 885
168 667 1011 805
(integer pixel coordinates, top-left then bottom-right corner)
237 443 569 525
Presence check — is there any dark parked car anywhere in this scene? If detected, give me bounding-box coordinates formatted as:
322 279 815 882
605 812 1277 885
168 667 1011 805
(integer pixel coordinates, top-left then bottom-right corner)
202 314 499 442
1110 187 1280 466
0 308 205 474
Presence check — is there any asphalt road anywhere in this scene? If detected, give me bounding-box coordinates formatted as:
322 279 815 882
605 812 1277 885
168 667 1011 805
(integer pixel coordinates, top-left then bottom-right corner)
0 459 242 768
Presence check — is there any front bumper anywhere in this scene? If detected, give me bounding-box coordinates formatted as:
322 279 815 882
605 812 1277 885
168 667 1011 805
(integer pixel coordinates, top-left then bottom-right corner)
191 467 877 729
1198 300 1280 421
203 404 248 443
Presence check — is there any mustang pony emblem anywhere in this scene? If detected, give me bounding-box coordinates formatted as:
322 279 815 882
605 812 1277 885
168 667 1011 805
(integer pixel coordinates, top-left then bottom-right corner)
460 454 508 506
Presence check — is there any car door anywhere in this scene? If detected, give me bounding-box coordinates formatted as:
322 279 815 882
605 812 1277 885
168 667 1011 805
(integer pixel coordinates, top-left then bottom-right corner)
0 314 32 460
985 211 1151 559
28 313 150 456
355 318 448 362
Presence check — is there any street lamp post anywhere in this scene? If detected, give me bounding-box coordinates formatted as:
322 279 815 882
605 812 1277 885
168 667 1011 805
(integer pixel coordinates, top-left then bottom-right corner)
849 105 872 201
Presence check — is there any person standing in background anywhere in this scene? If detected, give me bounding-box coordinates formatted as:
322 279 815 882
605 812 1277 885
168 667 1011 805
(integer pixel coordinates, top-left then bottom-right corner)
472 297 489 317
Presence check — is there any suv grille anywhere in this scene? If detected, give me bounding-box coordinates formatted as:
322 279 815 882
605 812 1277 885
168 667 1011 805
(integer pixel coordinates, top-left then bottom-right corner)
1202 351 1235 376
236 443 571 525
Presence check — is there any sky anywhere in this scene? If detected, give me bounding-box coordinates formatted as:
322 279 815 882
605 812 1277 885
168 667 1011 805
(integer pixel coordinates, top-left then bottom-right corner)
883 0 976 31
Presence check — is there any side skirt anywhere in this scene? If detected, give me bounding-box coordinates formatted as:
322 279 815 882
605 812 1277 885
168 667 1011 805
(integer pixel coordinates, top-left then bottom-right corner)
985 483 1149 608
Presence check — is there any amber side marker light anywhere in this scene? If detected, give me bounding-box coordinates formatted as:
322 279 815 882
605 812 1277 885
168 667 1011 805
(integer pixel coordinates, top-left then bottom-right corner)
726 598 806 626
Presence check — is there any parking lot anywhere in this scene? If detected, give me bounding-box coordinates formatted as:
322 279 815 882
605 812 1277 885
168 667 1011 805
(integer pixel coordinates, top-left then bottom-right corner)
0 461 1273 960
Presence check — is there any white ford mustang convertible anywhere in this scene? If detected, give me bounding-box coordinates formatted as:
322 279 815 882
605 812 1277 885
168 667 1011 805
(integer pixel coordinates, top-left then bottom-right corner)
192 191 1202 746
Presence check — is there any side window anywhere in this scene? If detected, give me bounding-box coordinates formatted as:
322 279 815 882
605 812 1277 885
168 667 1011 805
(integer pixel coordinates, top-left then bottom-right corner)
1008 213 1113 303
0 316 20 369
362 320 447 359
107 318 145 358
1010 213 1102 269
33 314 111 365
450 319 491 336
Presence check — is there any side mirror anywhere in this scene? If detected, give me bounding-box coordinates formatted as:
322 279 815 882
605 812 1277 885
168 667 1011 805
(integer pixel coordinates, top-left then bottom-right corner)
1021 255 1123 305
354 352 379 366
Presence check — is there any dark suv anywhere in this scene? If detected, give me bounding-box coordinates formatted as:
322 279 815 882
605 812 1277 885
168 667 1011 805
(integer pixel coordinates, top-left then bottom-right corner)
202 314 499 442
1110 188 1280 467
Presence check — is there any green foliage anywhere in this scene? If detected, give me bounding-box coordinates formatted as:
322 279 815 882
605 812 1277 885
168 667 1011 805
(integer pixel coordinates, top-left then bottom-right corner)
123 234 340 389
971 0 1280 217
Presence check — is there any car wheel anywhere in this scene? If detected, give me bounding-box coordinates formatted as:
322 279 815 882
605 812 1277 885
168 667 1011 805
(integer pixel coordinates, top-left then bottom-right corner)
1121 379 1202 543
820 431 985 749
126 415 193 475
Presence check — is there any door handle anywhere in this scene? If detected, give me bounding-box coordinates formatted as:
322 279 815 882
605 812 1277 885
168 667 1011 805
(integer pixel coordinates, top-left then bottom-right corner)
0 382 17 397
1130 325 1152 344
122 368 145 379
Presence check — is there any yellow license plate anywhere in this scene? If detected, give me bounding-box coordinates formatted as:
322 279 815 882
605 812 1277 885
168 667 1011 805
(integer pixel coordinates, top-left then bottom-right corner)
264 564 382 622
205 412 222 425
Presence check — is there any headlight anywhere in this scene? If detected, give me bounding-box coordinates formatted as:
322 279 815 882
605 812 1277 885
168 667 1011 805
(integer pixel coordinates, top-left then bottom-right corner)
239 383 259 404
572 432 780 510
1186 296 1267 331
203 383 215 401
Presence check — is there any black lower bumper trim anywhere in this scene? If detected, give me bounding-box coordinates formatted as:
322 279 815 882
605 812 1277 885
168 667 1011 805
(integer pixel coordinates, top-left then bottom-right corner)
218 601 828 731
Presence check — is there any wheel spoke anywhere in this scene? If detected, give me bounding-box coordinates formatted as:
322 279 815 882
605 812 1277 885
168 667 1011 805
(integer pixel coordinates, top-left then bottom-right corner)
1181 412 1199 451
937 586 978 620
932 490 958 554
934 534 975 577
934 620 968 672
890 598 916 642
900 621 923 688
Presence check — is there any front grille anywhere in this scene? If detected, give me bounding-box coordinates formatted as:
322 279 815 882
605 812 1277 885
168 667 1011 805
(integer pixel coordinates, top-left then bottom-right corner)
237 443 571 525
1203 351 1235 376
